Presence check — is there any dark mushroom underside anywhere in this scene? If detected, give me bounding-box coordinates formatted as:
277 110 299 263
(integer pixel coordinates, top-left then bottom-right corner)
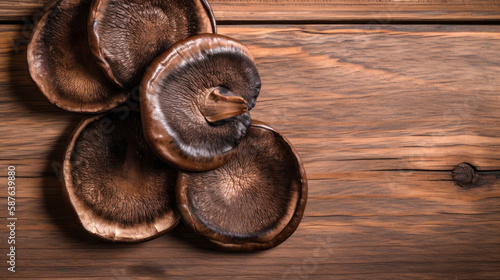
27 0 128 113
141 34 261 172
177 123 307 251
64 112 179 241
89 0 216 89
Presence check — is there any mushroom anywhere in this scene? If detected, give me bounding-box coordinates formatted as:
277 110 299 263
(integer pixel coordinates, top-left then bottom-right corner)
27 0 129 113
176 121 307 251
63 111 180 242
141 34 261 172
89 0 217 89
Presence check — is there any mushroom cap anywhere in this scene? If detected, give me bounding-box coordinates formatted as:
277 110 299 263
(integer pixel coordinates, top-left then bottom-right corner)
176 121 307 251
27 0 129 113
141 34 261 172
89 0 216 89
62 111 180 242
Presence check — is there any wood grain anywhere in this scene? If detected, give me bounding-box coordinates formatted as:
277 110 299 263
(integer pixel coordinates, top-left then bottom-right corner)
1 0 500 22
1 22 500 279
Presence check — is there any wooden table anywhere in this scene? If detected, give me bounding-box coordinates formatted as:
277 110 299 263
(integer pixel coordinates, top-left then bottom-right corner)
1 0 500 279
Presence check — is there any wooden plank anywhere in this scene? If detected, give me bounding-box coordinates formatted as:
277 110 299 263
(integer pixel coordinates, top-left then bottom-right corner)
1 0 500 22
1 24 500 279
4 24 500 171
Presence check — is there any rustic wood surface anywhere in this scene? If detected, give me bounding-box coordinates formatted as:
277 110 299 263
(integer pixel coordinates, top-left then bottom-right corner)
1 1 500 279
1 0 500 22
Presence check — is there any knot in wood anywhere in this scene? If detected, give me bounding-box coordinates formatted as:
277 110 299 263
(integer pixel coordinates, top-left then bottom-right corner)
452 162 480 189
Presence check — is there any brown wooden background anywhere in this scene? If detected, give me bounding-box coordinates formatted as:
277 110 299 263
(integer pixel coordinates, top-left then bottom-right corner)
1 0 500 279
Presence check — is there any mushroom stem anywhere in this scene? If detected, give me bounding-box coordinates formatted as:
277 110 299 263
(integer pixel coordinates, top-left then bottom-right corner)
200 89 248 122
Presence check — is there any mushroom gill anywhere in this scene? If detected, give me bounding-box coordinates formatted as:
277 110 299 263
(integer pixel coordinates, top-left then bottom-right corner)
177 122 307 251
27 0 129 113
63 111 180 242
141 34 261 172
89 0 216 89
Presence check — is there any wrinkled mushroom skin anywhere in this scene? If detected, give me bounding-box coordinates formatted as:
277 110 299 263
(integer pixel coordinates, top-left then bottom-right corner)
177 122 307 251
89 0 216 89
63 111 180 242
141 34 261 172
27 0 129 113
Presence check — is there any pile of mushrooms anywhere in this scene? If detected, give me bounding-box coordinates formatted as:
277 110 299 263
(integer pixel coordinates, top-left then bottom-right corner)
28 0 307 251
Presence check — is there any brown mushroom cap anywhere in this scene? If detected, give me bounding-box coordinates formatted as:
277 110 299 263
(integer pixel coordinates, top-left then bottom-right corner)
89 0 216 89
27 0 129 113
176 121 307 251
141 34 261 172
63 111 180 242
